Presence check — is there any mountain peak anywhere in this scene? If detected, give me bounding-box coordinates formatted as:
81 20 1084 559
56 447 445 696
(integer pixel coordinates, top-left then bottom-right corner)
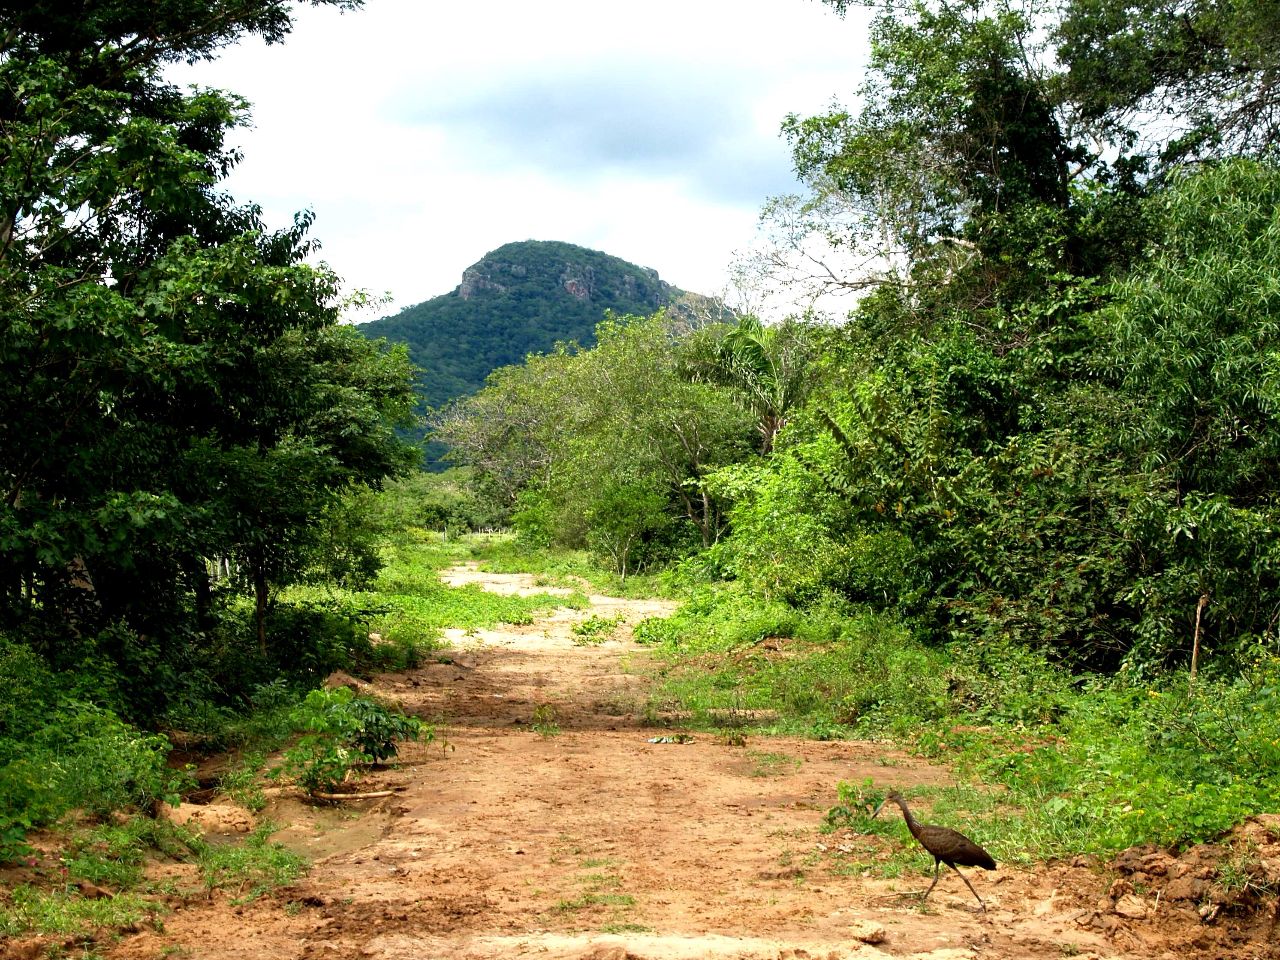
452 240 675 305
359 240 714 411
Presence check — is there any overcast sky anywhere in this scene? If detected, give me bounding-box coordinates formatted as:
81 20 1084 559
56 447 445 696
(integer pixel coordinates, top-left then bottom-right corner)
170 0 872 317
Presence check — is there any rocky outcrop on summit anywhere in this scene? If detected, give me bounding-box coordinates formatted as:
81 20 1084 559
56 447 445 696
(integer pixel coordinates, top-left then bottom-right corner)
452 241 678 309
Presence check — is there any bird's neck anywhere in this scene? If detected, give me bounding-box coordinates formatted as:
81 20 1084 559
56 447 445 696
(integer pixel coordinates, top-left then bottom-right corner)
894 798 919 833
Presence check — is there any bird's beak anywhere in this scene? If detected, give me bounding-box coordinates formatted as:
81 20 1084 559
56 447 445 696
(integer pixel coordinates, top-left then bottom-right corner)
870 799 886 819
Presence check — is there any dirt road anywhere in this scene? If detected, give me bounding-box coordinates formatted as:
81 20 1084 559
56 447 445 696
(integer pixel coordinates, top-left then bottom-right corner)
108 568 1255 960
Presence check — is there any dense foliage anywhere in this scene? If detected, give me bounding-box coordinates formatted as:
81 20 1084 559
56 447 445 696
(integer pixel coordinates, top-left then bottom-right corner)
0 0 419 691
433 311 824 575
444 0 1280 679
0 0 424 856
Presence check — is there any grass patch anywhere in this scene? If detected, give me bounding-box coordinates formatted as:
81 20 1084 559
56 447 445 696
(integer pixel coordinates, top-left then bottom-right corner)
552 863 638 925
0 885 162 938
814 656 1280 864
746 750 802 777
572 614 625 644
62 817 198 891
0 816 197 940
928 667 1280 858
555 892 636 911
638 584 947 737
470 538 671 599
531 704 561 738
642 578 1280 860
601 921 652 934
219 752 269 813
273 531 587 682
195 822 306 902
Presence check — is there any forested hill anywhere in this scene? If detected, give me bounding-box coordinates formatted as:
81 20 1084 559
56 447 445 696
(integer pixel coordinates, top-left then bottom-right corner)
357 240 722 410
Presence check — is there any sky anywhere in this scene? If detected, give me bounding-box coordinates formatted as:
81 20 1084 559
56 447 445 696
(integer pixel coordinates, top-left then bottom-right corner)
169 0 873 318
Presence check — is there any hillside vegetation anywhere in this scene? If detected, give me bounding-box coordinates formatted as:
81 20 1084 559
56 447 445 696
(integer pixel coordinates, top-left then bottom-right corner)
358 240 723 411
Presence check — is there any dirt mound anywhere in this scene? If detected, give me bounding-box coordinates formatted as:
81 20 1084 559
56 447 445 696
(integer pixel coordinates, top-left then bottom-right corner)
1068 816 1280 957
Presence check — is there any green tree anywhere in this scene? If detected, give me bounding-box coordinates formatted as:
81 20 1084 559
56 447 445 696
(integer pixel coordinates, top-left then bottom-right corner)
431 348 581 511
684 316 822 454
586 480 671 579
437 313 754 553
0 0 417 697
1096 159 1280 669
726 0 1280 673
1056 0 1280 165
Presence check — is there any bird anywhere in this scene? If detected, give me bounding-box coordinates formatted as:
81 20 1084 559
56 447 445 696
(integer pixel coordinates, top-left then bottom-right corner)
871 790 997 912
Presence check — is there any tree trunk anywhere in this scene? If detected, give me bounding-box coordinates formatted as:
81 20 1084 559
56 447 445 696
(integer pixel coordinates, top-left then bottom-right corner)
187 556 213 631
253 564 269 655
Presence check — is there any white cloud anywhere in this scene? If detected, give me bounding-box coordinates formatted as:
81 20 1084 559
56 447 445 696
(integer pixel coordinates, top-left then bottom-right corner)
169 0 871 313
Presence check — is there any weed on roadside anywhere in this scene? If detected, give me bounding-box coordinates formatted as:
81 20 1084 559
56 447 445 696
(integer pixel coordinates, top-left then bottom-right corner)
61 817 197 891
746 750 802 777
601 921 652 934
0 885 162 938
555 892 635 911
195 822 306 901
572 614 625 644
220 752 268 813
272 687 426 794
532 704 561 738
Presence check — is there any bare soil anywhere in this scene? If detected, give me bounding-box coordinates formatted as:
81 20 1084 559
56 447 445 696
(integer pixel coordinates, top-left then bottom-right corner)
92 567 1280 960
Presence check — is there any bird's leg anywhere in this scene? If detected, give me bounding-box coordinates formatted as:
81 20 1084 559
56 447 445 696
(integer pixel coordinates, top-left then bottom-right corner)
949 864 987 912
919 860 942 902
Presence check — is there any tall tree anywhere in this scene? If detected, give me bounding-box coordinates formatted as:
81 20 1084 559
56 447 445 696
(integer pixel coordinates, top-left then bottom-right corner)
0 0 417 677
436 313 754 556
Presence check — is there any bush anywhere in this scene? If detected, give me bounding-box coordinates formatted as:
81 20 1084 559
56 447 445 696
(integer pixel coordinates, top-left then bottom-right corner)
0 699 191 863
275 688 425 794
907 657 1280 858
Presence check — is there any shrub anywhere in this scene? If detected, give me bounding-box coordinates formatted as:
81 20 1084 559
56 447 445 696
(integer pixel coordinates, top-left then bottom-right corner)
275 688 425 794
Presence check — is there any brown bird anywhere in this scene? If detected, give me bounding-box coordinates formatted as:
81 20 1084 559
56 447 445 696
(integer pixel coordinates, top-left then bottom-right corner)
872 790 997 911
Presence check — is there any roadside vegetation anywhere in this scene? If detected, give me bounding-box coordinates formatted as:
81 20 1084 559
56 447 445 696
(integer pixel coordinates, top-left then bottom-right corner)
637 582 1280 858
5 0 1280 950
430 0 1280 875
0 524 573 944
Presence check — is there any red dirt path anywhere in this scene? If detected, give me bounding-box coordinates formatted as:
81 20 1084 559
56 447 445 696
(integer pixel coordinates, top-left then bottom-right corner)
96 567 1276 960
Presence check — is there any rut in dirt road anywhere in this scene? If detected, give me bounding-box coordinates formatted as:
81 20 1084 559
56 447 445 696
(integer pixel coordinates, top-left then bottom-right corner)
109 567 1136 960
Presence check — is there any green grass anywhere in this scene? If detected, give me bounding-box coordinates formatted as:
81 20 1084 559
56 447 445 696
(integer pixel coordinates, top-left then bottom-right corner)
554 892 636 911
813 655 1280 864
601 921 652 934
219 752 268 813
194 821 307 902
0 885 162 938
62 818 198 891
636 577 1280 862
470 537 671 599
0 819 193 938
550 860 639 924
572 614 625 644
746 749 802 777
0 815 308 940
637 584 948 737
531 704 561 737
275 532 589 673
